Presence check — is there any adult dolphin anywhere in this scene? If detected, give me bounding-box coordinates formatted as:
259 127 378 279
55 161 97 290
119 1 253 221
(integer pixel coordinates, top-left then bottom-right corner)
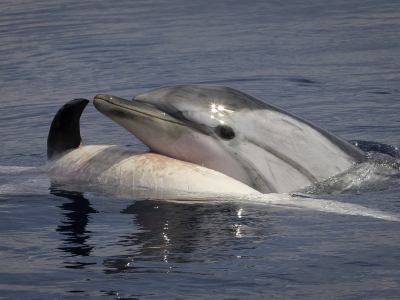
45 98 259 195
94 85 366 193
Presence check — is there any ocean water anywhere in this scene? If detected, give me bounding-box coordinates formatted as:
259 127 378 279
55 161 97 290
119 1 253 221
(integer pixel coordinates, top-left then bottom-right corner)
1 0 400 299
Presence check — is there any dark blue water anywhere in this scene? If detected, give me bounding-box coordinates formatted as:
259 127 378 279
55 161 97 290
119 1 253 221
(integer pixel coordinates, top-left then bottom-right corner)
1 0 400 298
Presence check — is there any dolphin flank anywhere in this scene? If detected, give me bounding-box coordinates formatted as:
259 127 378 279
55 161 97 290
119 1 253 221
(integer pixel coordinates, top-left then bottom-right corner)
94 85 366 193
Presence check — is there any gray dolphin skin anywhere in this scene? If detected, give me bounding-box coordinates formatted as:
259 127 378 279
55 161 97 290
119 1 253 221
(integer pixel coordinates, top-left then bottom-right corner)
94 85 366 193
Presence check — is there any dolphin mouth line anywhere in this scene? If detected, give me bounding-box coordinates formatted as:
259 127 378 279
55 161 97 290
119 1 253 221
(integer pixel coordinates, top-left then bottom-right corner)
94 94 188 125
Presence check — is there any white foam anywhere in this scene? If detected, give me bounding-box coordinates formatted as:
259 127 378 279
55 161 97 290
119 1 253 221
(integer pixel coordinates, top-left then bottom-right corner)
0 166 50 196
244 193 400 222
0 165 39 175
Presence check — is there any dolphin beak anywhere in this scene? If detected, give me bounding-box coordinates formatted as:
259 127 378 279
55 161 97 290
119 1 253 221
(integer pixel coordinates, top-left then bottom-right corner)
93 94 180 123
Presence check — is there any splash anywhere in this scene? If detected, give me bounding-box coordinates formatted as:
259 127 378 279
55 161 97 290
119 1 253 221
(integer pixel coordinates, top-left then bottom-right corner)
301 141 400 194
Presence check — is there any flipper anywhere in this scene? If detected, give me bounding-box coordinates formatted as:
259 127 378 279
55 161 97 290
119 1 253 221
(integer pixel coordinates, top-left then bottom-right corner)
47 99 89 159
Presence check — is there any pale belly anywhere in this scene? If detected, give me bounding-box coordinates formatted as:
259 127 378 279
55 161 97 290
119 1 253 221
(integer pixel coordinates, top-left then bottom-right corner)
44 145 260 195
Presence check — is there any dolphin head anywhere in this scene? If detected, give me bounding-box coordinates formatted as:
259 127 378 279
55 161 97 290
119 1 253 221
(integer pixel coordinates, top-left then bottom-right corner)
94 85 365 193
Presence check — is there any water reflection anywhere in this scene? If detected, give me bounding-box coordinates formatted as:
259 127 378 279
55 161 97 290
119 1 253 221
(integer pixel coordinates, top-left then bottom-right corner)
51 184 272 274
103 199 269 274
50 184 98 269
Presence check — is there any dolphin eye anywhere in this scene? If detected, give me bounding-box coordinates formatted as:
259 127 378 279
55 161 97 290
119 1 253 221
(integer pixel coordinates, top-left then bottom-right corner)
215 125 235 140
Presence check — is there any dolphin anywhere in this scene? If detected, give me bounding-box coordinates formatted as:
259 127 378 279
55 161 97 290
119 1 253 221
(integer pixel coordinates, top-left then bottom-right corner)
45 98 259 195
94 85 366 193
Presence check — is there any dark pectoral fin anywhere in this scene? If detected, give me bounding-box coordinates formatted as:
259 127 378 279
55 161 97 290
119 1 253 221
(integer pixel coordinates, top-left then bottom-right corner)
47 99 89 159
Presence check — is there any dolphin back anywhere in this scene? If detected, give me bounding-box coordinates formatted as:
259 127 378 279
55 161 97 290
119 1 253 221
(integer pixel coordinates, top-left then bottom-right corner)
47 99 89 159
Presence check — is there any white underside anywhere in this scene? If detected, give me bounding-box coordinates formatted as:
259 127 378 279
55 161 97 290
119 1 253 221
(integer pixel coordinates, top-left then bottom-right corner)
45 145 260 195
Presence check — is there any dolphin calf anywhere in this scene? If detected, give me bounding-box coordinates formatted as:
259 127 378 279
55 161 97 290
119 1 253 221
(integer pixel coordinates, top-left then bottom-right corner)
94 85 366 193
45 99 259 195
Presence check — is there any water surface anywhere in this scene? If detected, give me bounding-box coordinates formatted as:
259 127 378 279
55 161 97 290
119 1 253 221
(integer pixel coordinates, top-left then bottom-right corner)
1 0 400 298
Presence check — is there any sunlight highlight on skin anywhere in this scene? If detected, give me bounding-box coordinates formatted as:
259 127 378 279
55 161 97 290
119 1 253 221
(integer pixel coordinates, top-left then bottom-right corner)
209 103 234 125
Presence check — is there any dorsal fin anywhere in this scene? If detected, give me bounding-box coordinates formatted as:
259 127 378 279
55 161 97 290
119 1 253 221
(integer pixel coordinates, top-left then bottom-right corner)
47 99 89 159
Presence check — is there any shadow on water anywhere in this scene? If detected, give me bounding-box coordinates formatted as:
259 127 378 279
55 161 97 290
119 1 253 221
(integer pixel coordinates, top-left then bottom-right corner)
50 183 98 269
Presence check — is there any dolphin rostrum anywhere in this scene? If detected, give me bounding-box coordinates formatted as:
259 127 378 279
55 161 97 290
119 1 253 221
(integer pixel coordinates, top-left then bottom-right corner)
94 85 366 193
